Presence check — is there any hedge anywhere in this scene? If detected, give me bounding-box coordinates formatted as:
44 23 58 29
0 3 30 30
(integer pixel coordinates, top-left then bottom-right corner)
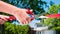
4 21 30 34
44 18 60 30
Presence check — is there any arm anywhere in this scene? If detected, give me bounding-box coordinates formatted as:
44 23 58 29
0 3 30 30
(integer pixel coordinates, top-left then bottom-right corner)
0 1 22 15
0 1 31 24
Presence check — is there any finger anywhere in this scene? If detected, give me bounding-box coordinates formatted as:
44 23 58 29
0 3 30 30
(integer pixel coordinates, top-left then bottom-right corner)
0 18 5 24
28 18 31 23
16 16 27 25
0 15 8 21
22 12 29 18
26 17 31 24
20 13 28 24
21 13 29 24
22 17 28 24
15 16 23 24
18 18 24 24
1 17 8 21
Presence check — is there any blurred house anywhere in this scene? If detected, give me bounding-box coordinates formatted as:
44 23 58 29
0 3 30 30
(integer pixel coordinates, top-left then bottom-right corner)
29 16 56 34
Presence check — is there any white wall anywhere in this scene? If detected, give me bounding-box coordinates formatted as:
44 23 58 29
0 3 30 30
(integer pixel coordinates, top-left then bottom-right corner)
41 30 56 34
36 30 56 34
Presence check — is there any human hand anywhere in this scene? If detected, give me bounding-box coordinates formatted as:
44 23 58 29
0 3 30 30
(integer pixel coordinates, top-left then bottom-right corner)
0 15 8 24
13 9 31 25
0 1 32 25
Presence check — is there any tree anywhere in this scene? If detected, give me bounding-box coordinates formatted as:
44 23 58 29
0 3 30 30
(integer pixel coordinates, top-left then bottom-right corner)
48 4 60 14
50 1 55 6
2 0 48 14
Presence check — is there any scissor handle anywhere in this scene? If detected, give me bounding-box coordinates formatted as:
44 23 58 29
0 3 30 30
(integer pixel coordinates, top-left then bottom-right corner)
26 9 34 21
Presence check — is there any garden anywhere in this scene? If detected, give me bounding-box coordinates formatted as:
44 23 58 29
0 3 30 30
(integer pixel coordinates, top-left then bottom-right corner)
0 0 60 34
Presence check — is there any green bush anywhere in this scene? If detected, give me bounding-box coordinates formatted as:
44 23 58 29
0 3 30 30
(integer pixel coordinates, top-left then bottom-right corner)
4 21 29 34
44 18 60 30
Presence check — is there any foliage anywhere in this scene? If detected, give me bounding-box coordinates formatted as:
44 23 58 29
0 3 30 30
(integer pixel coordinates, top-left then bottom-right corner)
48 4 60 14
40 12 50 16
49 1 55 6
44 18 60 30
4 21 29 34
2 0 48 14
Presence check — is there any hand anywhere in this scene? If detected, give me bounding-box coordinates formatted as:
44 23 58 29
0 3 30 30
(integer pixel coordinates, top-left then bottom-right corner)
13 9 31 24
0 1 31 24
0 16 8 24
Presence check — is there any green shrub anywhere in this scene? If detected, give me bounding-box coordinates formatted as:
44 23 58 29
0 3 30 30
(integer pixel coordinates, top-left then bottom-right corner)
44 18 60 30
4 21 29 34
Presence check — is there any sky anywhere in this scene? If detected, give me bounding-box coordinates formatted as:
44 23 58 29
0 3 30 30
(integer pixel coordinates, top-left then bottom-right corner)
43 0 60 4
43 0 60 12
